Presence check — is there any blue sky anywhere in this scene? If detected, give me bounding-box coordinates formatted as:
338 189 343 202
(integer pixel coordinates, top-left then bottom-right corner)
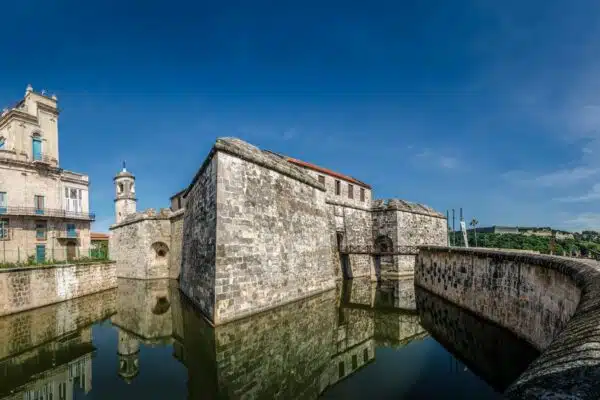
2 0 600 232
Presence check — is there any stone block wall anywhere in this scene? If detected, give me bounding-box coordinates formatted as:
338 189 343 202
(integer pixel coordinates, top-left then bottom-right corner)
169 210 184 279
181 139 335 325
0 261 117 317
213 150 334 324
342 207 374 278
415 248 580 350
396 210 447 246
180 155 218 322
109 214 172 279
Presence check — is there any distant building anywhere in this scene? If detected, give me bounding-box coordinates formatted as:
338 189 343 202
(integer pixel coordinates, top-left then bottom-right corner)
467 225 574 240
0 85 94 263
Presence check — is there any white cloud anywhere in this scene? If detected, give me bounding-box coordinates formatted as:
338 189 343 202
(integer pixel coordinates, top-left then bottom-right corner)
556 183 600 202
562 213 600 230
503 167 599 188
439 156 459 169
412 148 460 170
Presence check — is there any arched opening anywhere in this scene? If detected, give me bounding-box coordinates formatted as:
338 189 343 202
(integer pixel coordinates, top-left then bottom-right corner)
151 242 169 267
118 183 124 193
374 235 394 280
152 296 171 315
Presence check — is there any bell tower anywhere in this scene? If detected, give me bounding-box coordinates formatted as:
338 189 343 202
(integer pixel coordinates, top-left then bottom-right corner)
117 330 140 384
114 161 137 223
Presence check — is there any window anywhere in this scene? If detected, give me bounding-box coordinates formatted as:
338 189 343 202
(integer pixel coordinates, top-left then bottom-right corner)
363 348 369 363
64 187 82 213
32 134 42 161
0 137 5 149
34 195 45 214
335 180 341 196
338 362 345 379
352 354 358 369
0 192 6 213
36 221 47 240
118 183 123 193
318 175 325 185
348 184 354 199
0 218 8 240
66 223 76 238
360 188 365 202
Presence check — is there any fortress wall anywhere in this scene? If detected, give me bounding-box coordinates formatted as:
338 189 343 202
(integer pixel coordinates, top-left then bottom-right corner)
180 155 218 322
212 150 334 324
0 262 116 318
109 217 172 279
169 211 185 279
180 138 335 325
415 247 600 399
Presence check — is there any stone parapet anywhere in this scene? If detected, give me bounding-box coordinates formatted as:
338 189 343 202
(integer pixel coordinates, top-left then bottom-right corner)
184 137 326 198
0 261 117 316
372 198 446 218
416 246 600 399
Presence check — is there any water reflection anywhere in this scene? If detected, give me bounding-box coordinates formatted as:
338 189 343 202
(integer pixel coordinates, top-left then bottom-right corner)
0 288 116 399
0 277 540 398
415 286 540 393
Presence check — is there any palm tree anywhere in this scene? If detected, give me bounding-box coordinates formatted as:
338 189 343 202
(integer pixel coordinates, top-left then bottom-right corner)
470 218 479 247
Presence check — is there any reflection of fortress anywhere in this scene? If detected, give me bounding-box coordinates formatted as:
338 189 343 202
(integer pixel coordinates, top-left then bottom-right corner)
0 276 427 400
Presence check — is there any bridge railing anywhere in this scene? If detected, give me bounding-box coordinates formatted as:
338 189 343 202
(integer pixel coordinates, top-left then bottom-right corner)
339 245 420 255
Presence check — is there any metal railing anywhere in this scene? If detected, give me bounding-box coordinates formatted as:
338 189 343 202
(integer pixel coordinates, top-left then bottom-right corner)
0 206 95 221
56 230 80 239
0 246 108 265
339 245 420 255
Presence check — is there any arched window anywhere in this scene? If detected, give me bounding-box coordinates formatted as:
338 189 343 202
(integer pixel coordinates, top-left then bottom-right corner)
118 183 124 193
32 132 42 161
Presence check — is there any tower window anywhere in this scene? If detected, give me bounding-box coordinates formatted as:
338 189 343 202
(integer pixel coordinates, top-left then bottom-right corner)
348 184 354 199
335 180 341 196
318 175 325 185
360 188 365 202
118 183 124 193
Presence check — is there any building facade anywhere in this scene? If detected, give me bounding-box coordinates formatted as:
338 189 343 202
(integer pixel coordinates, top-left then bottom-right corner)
0 85 94 263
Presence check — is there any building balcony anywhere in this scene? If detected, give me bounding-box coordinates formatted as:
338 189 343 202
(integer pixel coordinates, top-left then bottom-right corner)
56 230 80 240
0 206 95 221
32 153 55 166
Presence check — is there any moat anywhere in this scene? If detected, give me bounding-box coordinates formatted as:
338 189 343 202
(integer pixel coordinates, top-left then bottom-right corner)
0 278 539 399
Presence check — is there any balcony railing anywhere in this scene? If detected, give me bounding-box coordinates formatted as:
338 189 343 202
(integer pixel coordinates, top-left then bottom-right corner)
56 230 80 239
32 153 54 165
0 206 95 221
339 245 420 255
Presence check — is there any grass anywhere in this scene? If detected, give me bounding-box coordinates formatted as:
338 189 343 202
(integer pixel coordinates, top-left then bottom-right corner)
0 256 111 269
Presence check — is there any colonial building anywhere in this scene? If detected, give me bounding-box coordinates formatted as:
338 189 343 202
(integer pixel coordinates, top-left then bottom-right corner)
0 85 94 263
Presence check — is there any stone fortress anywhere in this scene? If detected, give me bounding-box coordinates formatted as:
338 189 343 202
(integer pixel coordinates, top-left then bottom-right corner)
110 137 447 325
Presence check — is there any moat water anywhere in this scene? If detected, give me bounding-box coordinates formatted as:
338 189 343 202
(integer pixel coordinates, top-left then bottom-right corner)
0 278 539 399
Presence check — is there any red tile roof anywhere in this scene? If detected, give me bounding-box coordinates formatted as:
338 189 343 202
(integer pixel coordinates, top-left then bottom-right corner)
91 232 110 240
284 157 371 189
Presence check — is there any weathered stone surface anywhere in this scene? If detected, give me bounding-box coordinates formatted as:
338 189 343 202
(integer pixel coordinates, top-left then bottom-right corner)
181 144 335 325
416 286 539 393
169 210 184 279
415 247 600 399
180 155 218 322
109 213 172 279
0 261 116 316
